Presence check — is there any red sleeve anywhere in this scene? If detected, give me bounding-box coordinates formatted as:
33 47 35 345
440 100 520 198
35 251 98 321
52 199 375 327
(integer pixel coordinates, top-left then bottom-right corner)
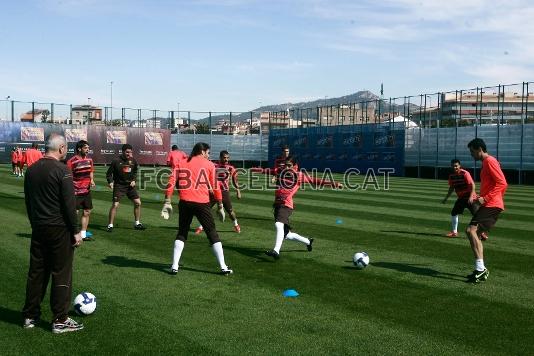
165 169 176 196
230 165 238 188
463 171 474 186
166 152 172 166
210 163 222 201
482 159 508 203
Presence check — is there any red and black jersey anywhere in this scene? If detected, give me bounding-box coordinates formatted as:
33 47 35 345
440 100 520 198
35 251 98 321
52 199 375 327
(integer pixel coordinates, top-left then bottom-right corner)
214 162 238 191
273 155 298 174
448 169 474 199
274 170 340 209
67 155 94 196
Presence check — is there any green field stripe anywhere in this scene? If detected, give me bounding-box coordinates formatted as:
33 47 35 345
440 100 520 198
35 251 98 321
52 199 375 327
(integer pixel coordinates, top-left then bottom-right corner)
238 193 534 235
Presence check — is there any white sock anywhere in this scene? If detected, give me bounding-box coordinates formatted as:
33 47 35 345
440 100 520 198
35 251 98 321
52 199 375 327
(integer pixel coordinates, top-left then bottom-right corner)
81 230 86 239
198 225 203 230
108 224 113 228
451 215 459 233
475 259 485 271
171 240 185 270
211 242 228 270
285 231 310 245
274 222 285 253
233 219 239 226
135 220 140 225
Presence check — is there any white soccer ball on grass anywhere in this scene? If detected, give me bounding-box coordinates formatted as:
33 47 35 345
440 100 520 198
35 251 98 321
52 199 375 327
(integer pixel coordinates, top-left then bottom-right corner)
353 252 370 269
74 292 97 315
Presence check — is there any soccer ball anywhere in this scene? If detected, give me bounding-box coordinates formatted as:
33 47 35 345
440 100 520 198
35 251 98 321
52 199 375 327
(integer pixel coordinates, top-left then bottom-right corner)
353 252 370 269
74 292 97 315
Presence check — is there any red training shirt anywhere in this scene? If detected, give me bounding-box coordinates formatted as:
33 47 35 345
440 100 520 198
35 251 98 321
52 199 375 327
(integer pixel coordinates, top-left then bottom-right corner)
25 148 43 167
176 155 222 203
167 150 188 168
480 155 507 210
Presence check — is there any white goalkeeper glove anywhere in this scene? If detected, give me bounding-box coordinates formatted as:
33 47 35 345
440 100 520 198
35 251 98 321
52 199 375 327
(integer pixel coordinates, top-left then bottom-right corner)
160 198 173 220
216 203 225 222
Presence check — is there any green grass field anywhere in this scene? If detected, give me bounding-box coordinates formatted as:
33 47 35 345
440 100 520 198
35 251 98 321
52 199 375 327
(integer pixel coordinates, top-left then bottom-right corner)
1 164 533 355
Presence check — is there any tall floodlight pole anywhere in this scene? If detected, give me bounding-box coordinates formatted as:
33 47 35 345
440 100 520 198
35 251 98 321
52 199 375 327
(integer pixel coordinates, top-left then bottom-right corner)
110 81 114 123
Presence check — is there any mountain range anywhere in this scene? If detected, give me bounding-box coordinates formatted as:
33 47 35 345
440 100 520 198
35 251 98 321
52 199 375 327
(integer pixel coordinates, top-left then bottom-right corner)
197 90 418 124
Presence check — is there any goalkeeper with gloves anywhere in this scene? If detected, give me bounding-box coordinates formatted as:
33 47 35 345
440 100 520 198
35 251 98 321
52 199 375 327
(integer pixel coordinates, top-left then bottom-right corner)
169 142 232 275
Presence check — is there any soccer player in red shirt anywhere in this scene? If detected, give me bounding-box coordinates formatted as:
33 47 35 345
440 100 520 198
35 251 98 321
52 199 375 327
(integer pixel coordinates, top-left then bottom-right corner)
18 148 26 176
273 145 297 172
195 150 242 234
263 159 342 260
25 143 44 167
465 138 508 283
11 147 20 176
161 145 188 219
67 140 95 241
441 159 476 237
170 142 233 275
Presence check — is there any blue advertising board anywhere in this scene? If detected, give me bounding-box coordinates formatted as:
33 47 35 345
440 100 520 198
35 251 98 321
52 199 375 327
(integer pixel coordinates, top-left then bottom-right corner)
269 123 405 175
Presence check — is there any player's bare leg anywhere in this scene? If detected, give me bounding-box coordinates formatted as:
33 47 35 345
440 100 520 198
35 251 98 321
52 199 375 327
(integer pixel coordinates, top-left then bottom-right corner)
107 202 119 231
465 224 488 282
81 209 92 240
133 198 145 230
229 210 240 233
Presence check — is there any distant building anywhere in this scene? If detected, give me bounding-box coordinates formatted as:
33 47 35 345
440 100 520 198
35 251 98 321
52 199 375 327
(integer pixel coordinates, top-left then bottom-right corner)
71 105 103 125
20 109 49 122
318 104 376 126
410 91 534 126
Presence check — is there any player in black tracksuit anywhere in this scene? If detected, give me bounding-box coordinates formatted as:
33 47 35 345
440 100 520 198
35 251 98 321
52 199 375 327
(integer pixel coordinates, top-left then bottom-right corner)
105 143 145 231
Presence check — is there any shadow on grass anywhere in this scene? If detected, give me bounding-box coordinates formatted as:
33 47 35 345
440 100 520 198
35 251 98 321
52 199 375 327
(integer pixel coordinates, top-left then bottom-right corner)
371 261 465 281
101 255 219 275
16 232 32 239
238 216 272 222
0 306 22 327
381 230 448 238
223 244 272 262
0 305 53 331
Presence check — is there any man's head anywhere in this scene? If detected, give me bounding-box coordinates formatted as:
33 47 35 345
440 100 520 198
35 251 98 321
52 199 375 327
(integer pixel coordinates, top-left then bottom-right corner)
284 158 296 171
281 145 290 158
171 145 178 151
451 159 461 173
45 133 68 160
31 142 39 149
122 143 133 159
220 150 230 164
467 138 487 161
76 140 90 157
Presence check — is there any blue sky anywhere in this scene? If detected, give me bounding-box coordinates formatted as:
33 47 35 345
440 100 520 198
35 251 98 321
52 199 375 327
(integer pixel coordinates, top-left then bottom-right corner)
1 0 533 113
